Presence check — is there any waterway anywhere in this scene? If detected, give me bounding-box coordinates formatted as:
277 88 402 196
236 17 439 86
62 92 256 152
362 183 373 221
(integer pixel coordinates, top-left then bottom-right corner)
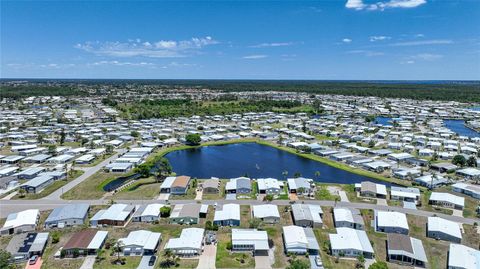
165 143 394 186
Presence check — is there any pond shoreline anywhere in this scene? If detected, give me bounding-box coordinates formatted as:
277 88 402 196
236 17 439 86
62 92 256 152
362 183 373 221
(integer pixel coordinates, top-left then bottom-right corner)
153 139 408 186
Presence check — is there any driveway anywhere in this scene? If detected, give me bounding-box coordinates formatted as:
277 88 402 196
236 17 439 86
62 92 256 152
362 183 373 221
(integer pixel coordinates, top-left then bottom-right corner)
79 256 96 269
24 257 43 269
197 244 217 269
376 198 388 206
338 191 349 202
309 255 324 269
254 254 272 269
137 255 155 269
195 189 203 201
43 150 124 200
157 193 170 200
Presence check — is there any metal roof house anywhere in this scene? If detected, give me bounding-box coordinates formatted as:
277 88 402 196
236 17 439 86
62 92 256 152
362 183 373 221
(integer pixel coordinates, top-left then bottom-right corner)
447 243 480 269
291 204 323 228
257 178 283 194
390 186 421 204
355 181 387 199
201 178 220 194
44 203 90 229
160 176 191 195
387 233 427 267
287 177 314 195
333 208 364 230
90 204 136 227
427 217 462 243
252 204 280 224
165 228 204 256
20 175 54 194
429 192 465 210
375 211 409 235
119 230 162 256
63 230 108 257
213 203 241 226
1 209 39 235
6 232 49 262
282 225 320 254
170 204 202 225
225 177 252 194
231 229 269 255
452 182 480 200
132 203 164 223
329 227 374 258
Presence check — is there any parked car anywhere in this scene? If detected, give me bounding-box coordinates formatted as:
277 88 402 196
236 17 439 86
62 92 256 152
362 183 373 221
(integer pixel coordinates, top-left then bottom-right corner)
315 256 323 266
148 256 156 266
29 255 38 265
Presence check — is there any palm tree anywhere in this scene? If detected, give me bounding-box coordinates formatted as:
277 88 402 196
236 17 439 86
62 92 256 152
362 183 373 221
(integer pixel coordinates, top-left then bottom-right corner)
113 241 124 263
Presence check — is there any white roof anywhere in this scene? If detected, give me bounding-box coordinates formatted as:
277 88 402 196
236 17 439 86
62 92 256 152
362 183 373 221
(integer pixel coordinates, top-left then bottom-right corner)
2 209 39 230
141 203 164 217
214 204 240 222
232 229 269 250
457 167 480 176
92 204 134 222
429 192 465 207
427 217 462 239
283 225 308 249
87 231 109 249
376 211 409 230
252 204 280 219
160 176 176 189
329 227 373 254
165 228 204 250
119 230 161 250
333 208 354 223
257 178 281 191
448 243 480 269
390 186 420 199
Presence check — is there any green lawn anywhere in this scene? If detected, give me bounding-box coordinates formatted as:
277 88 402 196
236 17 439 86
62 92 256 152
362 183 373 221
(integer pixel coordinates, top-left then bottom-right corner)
215 231 255 269
61 171 120 200
112 177 161 200
93 256 141 269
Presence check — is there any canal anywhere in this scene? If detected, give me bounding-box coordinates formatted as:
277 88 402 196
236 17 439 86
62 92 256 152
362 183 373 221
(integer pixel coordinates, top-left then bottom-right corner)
165 143 394 186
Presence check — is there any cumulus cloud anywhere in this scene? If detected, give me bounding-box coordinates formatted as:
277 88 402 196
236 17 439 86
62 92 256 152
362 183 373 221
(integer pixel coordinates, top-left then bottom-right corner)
242 55 268 59
342 38 352 43
369 36 391 42
346 0 426 11
75 36 218 58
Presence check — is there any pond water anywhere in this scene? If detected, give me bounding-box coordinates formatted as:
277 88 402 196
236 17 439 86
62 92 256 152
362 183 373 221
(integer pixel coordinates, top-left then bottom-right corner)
103 173 141 191
375 116 393 126
444 119 480 138
165 143 394 186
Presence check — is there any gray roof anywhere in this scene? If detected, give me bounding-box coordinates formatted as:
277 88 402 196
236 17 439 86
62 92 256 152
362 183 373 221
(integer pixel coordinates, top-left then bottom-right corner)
45 204 89 224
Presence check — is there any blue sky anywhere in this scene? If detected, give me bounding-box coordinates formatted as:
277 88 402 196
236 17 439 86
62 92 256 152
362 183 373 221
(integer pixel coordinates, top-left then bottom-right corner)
1 0 479 80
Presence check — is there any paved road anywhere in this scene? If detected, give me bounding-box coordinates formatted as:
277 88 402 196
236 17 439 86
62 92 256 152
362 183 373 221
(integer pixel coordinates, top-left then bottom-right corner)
1 198 478 225
42 150 124 200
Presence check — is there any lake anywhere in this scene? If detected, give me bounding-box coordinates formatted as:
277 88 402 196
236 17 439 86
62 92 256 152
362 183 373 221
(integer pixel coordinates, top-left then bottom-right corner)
444 119 480 138
375 116 393 126
165 143 394 186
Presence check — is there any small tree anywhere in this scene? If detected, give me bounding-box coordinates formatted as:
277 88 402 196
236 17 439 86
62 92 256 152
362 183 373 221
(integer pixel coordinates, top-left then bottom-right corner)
263 194 274 202
48 144 57 156
185 133 201 146
112 241 124 263
106 144 114 154
51 231 60 244
18 188 26 198
452 154 467 167
130 130 140 138
59 129 66 145
248 218 262 229
368 261 389 269
160 206 171 217
467 156 477 167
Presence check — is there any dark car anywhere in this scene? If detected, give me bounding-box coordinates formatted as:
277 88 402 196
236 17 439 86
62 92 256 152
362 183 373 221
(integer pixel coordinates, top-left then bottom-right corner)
148 256 156 266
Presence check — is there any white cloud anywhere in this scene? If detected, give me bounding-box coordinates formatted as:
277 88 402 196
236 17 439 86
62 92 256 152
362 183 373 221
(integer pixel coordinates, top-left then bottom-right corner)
242 55 268 59
409 53 443 61
249 42 295 48
346 0 426 11
342 38 352 43
369 36 391 42
90 60 156 67
401 60 415 64
75 36 218 58
346 50 384 56
391 39 453 46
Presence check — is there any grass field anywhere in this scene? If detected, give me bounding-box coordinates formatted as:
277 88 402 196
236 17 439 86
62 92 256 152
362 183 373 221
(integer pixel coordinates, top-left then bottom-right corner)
61 171 119 199
112 177 160 200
